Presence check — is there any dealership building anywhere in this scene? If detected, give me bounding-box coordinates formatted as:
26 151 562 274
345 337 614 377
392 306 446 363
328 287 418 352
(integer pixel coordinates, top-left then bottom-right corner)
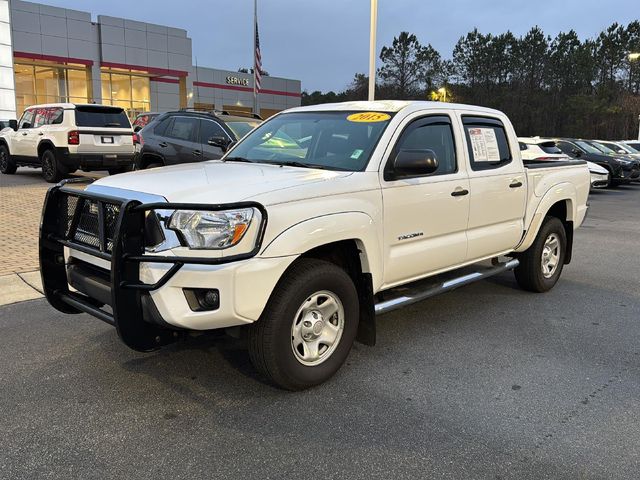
0 0 301 120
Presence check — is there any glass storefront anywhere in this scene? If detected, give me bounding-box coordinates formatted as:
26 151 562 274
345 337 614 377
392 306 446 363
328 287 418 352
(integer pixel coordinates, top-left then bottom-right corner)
13 61 89 116
101 69 150 118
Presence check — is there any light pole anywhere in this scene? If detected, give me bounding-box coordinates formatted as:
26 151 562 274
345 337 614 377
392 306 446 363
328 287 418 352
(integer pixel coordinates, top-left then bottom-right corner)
631 53 640 139
368 0 378 101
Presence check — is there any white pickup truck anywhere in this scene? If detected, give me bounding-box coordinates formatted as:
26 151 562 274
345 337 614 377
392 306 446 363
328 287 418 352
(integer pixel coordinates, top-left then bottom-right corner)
40 101 590 390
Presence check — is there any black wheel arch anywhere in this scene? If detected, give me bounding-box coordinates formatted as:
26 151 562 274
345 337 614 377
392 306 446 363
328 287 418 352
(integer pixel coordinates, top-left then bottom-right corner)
295 239 376 346
544 200 574 265
37 140 56 158
0 138 10 154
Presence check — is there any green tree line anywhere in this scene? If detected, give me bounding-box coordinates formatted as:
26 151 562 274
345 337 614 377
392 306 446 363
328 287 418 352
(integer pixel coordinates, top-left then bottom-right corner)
302 23 640 139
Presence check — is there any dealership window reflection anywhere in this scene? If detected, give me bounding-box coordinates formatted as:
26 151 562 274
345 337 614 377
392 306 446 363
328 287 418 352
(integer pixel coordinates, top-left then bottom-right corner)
101 70 150 118
13 62 89 116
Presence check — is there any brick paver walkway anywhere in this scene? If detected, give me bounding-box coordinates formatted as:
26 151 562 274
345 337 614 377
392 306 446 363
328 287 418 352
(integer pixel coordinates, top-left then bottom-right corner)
0 170 104 276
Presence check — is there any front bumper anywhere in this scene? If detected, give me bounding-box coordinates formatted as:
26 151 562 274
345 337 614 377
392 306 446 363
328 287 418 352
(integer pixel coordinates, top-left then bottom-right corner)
590 171 610 189
39 182 280 352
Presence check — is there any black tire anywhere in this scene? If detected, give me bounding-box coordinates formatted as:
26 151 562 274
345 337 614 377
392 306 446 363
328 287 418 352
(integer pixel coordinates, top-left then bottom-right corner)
514 216 567 293
248 258 360 390
0 144 17 174
41 149 66 183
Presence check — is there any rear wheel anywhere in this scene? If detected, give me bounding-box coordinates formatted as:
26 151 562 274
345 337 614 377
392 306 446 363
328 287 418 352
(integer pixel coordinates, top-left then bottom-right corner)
41 149 66 183
514 216 567 293
0 144 17 174
248 259 359 390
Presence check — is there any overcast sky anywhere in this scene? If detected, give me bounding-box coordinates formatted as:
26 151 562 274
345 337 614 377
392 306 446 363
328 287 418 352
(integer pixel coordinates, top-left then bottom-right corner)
41 0 639 92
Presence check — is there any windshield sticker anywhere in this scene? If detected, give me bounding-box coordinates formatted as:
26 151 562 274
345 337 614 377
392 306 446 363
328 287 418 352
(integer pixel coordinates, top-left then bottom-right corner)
350 149 364 160
468 127 501 162
347 112 391 123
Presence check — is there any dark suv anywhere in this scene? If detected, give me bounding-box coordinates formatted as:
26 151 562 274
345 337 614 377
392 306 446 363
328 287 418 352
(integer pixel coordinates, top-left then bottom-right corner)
554 138 640 185
135 110 262 169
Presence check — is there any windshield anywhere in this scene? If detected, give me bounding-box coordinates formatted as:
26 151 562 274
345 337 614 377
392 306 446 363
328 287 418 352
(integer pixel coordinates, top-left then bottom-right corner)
226 120 260 139
588 141 616 154
575 141 602 154
226 111 393 171
626 142 640 152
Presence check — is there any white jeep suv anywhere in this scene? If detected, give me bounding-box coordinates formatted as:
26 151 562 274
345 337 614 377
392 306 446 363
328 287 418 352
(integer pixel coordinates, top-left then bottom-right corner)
0 103 135 183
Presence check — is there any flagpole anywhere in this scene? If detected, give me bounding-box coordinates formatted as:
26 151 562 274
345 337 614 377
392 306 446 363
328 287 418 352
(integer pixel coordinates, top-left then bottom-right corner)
253 0 258 114
368 0 377 101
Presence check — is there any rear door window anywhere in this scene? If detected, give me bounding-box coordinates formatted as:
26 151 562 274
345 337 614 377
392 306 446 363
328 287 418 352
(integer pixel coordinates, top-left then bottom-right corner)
166 117 199 142
49 108 64 125
462 116 512 171
75 106 130 128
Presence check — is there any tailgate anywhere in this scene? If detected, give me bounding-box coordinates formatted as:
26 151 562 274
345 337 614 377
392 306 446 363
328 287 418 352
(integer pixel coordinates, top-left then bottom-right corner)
77 128 134 154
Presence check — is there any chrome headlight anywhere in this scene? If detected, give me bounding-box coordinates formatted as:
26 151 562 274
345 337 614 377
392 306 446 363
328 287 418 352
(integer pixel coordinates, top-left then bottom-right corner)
168 208 256 249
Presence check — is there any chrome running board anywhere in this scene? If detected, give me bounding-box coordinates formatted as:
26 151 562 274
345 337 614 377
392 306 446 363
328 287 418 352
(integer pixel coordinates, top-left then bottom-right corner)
374 258 520 315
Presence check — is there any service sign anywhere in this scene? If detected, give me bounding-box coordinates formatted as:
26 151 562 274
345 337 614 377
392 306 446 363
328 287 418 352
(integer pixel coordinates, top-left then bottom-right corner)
226 76 250 86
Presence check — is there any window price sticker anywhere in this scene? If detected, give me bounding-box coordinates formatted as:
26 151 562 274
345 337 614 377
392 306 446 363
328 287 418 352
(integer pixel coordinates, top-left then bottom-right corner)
468 127 501 162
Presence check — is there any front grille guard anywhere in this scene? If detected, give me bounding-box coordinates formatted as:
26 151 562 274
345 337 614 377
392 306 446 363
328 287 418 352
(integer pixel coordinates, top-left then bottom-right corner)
39 183 268 351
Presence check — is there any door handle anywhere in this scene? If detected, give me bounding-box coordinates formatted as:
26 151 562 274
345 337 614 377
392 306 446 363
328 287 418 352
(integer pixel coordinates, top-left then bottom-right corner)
158 142 168 148
21 132 28 136
192 150 202 156
38 132 44 136
451 188 469 197
509 180 523 188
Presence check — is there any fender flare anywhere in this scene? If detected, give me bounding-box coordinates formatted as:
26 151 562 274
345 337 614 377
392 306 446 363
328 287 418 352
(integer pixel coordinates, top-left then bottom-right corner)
37 139 56 156
514 182 576 253
0 138 10 154
261 211 384 290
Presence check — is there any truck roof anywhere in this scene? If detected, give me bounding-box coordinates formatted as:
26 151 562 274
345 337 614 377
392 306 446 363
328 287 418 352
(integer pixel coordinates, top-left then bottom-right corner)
22 103 121 110
287 100 505 116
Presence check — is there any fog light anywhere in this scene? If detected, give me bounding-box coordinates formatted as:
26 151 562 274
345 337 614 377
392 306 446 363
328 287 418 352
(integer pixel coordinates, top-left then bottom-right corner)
184 288 220 311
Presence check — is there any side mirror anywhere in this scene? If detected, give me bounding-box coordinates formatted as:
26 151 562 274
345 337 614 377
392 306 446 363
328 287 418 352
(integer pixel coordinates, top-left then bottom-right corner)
9 119 17 131
571 148 582 158
208 135 233 152
390 149 439 179
617 149 626 154
133 125 142 133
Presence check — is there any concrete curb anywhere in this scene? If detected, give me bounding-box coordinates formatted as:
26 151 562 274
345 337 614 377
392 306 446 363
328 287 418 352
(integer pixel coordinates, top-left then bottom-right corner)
0 271 44 306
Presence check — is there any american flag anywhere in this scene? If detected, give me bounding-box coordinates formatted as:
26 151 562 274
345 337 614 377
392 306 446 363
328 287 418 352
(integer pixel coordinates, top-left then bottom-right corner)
254 18 262 93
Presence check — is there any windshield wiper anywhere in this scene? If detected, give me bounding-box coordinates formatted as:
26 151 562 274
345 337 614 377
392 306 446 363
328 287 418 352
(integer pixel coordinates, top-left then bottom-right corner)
274 161 347 171
223 156 254 163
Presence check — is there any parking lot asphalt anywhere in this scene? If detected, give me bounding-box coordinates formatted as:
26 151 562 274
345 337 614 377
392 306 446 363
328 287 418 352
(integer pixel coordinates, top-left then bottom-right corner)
1 185 639 480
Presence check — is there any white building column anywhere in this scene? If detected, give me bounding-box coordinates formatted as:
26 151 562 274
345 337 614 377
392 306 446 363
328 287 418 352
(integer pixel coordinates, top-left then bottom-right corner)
0 0 16 119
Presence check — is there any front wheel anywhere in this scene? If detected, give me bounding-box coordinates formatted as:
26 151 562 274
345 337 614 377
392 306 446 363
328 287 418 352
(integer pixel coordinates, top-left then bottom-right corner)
0 144 17 174
514 216 567 293
248 259 360 390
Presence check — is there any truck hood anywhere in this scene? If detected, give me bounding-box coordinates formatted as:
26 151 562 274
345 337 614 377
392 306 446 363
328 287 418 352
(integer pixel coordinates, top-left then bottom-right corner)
88 161 352 204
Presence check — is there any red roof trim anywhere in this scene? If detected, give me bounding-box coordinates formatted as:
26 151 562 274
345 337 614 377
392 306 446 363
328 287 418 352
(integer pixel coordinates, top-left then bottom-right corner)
101 61 188 78
193 81 300 98
14 51 94 66
150 77 180 84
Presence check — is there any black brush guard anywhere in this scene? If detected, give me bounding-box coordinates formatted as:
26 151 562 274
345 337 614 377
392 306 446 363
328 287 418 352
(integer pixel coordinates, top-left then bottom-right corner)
39 183 267 352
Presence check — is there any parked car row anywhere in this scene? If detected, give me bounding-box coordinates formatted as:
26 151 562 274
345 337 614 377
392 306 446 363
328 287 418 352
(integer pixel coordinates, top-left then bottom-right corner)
133 109 262 169
0 104 264 182
519 136 640 189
